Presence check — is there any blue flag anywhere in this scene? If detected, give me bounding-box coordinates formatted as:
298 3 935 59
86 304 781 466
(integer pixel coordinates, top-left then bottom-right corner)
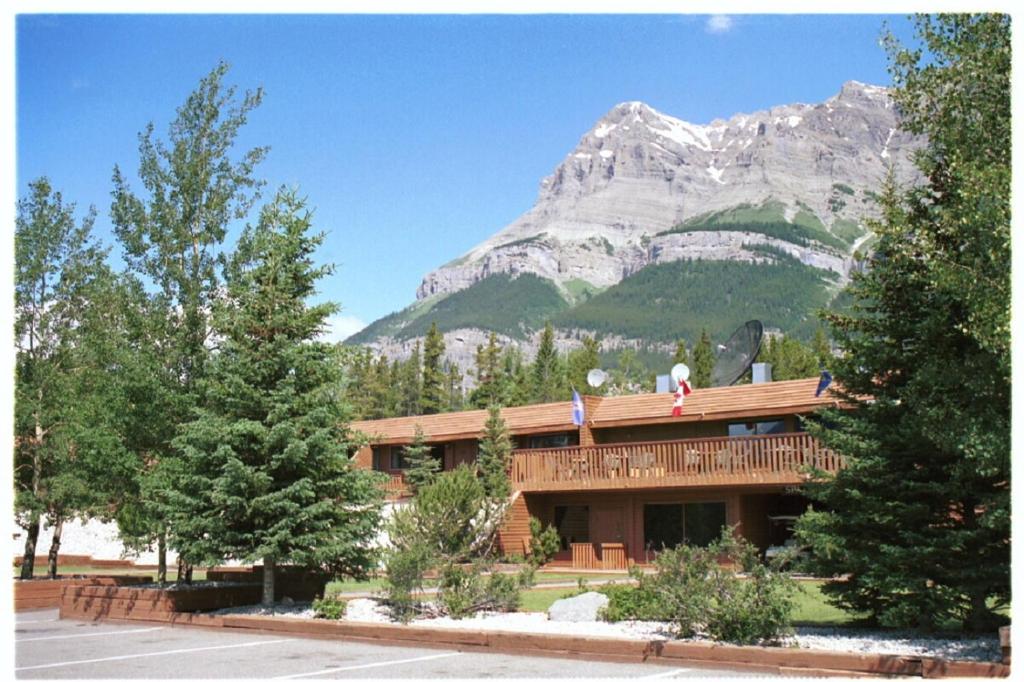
815 370 833 398
572 389 585 426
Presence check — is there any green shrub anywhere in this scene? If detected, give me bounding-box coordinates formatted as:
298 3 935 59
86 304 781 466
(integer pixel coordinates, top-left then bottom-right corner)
598 583 667 622
528 517 561 567
643 528 797 645
437 562 536 619
312 596 347 620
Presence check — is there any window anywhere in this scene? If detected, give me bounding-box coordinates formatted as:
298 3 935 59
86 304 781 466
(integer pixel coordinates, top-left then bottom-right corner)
553 505 590 550
526 433 578 449
371 447 388 472
643 502 727 551
728 419 786 437
390 448 408 470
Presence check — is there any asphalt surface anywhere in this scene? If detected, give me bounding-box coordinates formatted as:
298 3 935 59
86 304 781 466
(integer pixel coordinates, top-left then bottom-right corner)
14 609 770 679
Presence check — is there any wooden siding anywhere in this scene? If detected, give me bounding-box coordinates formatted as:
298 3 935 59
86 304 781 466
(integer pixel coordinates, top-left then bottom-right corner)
510 432 841 493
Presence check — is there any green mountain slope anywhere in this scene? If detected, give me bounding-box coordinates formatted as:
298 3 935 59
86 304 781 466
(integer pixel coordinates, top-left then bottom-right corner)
348 273 569 343
551 251 839 343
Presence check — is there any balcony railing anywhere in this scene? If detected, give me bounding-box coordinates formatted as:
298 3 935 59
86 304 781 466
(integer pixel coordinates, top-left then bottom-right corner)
382 472 409 498
509 432 842 493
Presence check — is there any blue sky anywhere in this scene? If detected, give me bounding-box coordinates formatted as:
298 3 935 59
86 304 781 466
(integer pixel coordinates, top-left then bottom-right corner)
16 13 917 340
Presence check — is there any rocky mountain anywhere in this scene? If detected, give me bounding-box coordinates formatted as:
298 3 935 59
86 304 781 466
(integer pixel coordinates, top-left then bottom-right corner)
349 81 921 373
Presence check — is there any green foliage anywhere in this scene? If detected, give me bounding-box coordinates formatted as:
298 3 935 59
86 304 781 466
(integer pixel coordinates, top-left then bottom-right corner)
437 563 535 619
831 219 866 244
661 219 847 252
797 14 1010 633
634 528 796 644
527 517 561 567
756 335 821 381
690 329 714 389
469 332 503 408
403 426 440 494
166 189 385 604
552 258 838 344
831 183 855 196
391 273 569 341
420 323 446 415
531 322 566 403
566 335 603 396
312 596 347 620
345 295 440 345
598 582 667 622
477 406 513 499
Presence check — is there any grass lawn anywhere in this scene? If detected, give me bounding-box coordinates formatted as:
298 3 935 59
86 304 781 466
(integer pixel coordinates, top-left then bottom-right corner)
791 580 860 626
519 587 578 612
22 565 208 581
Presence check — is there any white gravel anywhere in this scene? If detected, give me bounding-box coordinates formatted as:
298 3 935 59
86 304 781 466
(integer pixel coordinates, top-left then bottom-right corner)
211 598 1002 662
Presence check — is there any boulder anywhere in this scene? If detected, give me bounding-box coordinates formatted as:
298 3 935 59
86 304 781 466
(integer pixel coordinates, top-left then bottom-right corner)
547 591 609 622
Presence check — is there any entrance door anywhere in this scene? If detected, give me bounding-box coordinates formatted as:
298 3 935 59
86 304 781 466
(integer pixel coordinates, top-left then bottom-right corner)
591 504 626 544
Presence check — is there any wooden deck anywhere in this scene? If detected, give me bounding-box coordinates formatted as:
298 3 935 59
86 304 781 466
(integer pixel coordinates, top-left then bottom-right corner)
509 432 842 493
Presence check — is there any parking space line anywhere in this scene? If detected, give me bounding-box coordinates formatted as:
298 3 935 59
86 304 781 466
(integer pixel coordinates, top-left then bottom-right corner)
15 638 293 671
640 667 693 679
19 626 166 642
273 652 463 679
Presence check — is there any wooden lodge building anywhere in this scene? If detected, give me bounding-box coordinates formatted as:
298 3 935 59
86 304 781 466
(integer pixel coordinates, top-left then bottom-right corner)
350 376 844 569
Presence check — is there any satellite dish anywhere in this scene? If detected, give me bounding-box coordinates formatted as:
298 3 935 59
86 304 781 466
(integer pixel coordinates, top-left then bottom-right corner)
670 363 690 384
586 368 607 388
711 320 764 387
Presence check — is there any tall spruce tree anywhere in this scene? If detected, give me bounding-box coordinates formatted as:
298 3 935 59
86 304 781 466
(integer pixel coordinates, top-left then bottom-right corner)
476 405 513 499
168 189 384 606
796 14 1009 631
420 322 445 415
403 425 440 494
672 339 691 367
531 322 564 403
398 342 422 416
690 329 715 389
110 62 267 579
470 332 503 408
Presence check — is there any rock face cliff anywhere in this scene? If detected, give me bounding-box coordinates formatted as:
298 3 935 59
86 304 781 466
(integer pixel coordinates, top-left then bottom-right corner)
351 81 921 374
416 81 918 301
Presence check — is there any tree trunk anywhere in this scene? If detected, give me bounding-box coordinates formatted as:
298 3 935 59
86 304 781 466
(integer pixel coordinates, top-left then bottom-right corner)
176 555 185 583
157 533 167 585
47 515 64 579
185 564 193 584
262 555 276 607
20 513 41 579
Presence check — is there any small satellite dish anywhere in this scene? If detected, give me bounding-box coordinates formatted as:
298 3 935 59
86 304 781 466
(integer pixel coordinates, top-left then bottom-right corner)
586 368 607 388
670 363 690 384
711 320 764 387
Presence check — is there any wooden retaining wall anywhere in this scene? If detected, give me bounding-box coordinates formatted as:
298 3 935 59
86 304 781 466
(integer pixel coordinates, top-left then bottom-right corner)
57 601 1010 679
15 575 153 611
59 583 262 620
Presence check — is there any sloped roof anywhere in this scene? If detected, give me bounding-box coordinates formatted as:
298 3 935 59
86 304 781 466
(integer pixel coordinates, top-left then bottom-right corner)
350 377 838 445
351 401 576 445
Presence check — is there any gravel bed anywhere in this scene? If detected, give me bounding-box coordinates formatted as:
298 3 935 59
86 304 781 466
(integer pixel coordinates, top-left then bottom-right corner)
211 598 1002 663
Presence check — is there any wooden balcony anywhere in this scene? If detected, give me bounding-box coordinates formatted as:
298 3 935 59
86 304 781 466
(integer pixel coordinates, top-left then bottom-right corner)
382 472 410 498
509 432 842 493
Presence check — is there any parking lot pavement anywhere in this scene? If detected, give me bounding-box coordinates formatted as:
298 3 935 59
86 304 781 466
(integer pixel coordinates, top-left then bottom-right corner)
15 609 769 679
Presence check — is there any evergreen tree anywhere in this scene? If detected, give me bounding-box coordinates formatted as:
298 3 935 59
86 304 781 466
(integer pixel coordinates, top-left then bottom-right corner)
811 327 832 368
444 360 464 412
476 405 513 499
470 332 503 408
672 339 691 367
690 329 715 389
420 322 446 415
403 425 440 494
796 14 1009 632
566 335 603 396
110 62 267 579
397 342 422 416
499 345 531 407
758 335 819 381
370 353 394 418
530 322 564 403
167 189 384 606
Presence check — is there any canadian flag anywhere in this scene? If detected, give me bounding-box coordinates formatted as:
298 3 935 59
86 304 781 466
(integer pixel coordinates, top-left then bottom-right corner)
671 378 693 417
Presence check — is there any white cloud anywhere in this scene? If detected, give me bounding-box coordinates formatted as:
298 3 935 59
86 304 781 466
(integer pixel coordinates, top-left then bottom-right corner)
321 314 366 343
705 15 734 34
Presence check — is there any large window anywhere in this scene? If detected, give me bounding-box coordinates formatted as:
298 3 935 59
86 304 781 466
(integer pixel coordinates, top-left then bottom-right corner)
389 448 408 470
643 502 727 551
525 432 578 449
728 419 786 437
371 447 388 472
553 505 590 550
